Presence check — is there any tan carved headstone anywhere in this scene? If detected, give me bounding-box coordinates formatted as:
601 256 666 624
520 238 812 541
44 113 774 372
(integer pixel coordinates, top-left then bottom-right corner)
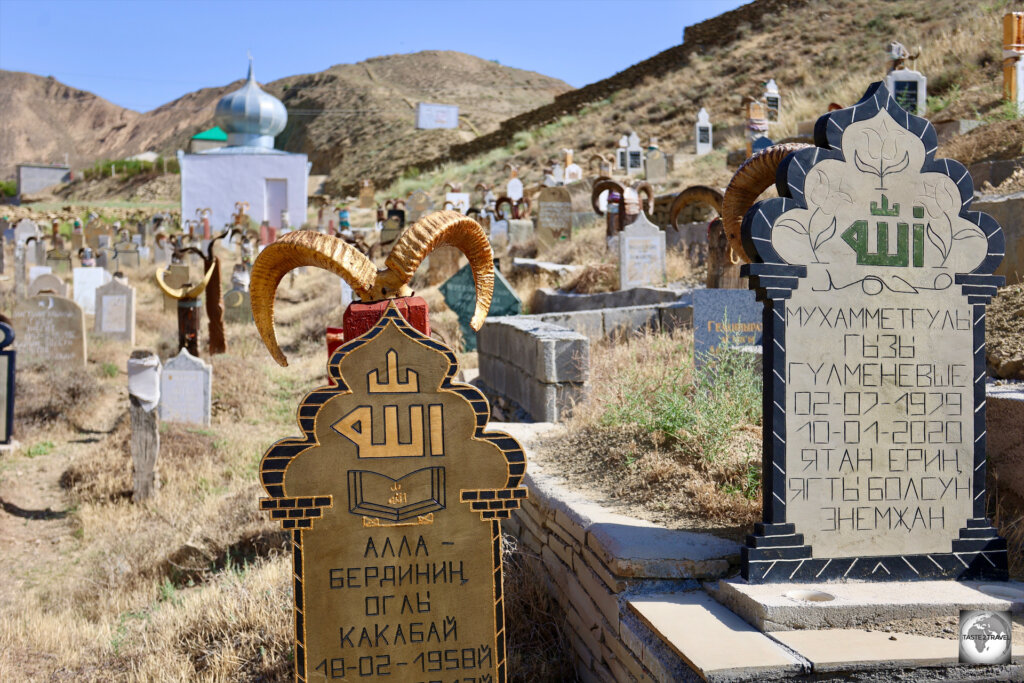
535 186 572 251
259 306 526 681
94 279 136 344
14 294 87 367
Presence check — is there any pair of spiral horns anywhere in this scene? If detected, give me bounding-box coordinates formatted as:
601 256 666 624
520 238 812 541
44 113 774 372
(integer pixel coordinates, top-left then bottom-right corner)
250 210 494 367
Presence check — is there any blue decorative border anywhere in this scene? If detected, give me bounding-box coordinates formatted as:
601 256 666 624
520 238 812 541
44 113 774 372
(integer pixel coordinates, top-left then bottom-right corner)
740 82 1007 583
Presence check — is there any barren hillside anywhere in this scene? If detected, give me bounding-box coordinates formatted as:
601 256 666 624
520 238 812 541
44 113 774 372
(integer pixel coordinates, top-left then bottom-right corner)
0 50 571 183
377 0 1020 199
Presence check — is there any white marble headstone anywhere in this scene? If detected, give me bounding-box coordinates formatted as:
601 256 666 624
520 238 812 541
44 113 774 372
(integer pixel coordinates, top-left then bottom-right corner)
72 266 112 315
618 213 666 290
159 348 212 426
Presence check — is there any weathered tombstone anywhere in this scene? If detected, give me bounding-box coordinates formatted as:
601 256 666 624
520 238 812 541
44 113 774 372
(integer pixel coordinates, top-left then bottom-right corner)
128 350 161 500
440 264 520 351
696 107 713 156
28 265 52 284
14 219 40 245
224 266 252 324
625 131 644 176
885 42 927 115
153 238 173 264
746 98 769 157
27 273 67 298
645 148 668 184
445 192 470 214
0 322 15 444
617 213 666 290
535 186 573 251
13 244 26 298
740 82 1006 582
258 305 526 682
72 266 112 315
45 245 73 274
161 264 191 314
84 221 110 250
159 348 212 426
94 279 136 344
13 294 86 367
358 179 376 209
563 149 583 184
764 78 781 122
508 219 533 248
405 190 434 223
692 288 762 364
426 246 463 285
115 235 141 269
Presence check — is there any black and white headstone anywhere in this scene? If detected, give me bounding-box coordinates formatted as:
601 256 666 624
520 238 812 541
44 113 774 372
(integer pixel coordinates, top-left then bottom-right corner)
740 82 1006 582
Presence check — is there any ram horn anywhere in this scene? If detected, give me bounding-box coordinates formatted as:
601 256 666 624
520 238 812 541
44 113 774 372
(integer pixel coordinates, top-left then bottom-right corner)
156 258 217 300
633 182 655 215
250 231 377 367
382 210 493 331
723 142 811 262
591 178 624 215
668 186 724 231
516 196 531 219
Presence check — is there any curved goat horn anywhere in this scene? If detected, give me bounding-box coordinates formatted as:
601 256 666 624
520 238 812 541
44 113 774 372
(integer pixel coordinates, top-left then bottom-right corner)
668 186 724 231
156 259 217 300
382 210 493 331
723 143 811 262
633 182 655 215
250 231 377 367
591 178 624 215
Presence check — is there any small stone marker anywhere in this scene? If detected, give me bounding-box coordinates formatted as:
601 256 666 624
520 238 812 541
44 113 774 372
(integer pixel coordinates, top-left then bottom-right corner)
225 267 252 324
885 42 927 115
14 219 40 245
696 107 713 155
159 348 212 426
115 237 141 269
27 273 67 297
645 148 668 184
28 265 52 286
764 78 781 122
0 322 15 444
617 213 666 290
94 279 136 344
128 350 161 500
445 192 470 214
692 289 762 364
13 293 86 367
740 82 1006 582
406 190 434 223
258 306 526 683
440 264 521 351
45 246 73 274
72 266 112 315
536 186 573 250
508 219 533 248
358 179 376 209
624 131 644 176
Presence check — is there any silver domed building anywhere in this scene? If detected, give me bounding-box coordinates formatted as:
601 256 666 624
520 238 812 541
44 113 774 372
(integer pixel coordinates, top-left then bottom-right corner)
178 58 309 235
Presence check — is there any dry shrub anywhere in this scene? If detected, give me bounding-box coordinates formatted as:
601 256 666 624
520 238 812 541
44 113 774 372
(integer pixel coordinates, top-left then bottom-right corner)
430 308 464 351
562 263 617 294
16 362 103 428
503 537 577 683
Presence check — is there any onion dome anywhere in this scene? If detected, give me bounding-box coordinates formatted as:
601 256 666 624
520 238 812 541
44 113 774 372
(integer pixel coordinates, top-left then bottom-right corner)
214 57 287 149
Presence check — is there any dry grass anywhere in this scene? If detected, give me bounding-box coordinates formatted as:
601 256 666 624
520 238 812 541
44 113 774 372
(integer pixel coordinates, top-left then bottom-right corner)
541 328 762 537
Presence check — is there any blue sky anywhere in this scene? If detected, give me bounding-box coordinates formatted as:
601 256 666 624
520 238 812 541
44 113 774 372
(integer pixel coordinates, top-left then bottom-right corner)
0 0 747 112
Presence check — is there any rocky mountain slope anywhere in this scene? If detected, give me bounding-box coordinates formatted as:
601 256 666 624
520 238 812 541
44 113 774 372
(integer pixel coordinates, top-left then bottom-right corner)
0 51 571 184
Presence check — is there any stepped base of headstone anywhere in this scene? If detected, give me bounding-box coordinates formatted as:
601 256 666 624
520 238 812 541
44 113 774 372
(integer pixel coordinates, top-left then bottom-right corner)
741 522 1008 583
713 578 1024 632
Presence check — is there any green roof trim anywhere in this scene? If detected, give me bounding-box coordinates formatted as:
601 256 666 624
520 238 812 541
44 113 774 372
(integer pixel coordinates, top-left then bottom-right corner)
192 126 228 141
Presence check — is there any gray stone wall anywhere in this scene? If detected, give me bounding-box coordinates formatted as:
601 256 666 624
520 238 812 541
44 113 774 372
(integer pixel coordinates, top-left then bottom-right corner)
17 165 71 196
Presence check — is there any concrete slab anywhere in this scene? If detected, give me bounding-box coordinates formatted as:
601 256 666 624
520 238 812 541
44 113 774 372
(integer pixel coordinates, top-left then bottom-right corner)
489 421 562 449
715 578 1024 631
589 520 739 580
627 591 804 682
772 628 956 671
